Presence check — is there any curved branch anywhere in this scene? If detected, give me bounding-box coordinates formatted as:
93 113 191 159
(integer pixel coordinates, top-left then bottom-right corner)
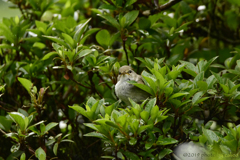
142 0 182 16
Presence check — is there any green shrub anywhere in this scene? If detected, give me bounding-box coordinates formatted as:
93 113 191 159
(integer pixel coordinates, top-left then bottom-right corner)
1 0 240 159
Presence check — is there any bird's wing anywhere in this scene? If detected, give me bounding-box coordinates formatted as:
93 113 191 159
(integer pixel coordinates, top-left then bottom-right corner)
136 75 145 84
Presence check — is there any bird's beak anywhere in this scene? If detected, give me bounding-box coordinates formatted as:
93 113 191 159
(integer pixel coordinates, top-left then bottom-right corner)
122 71 129 75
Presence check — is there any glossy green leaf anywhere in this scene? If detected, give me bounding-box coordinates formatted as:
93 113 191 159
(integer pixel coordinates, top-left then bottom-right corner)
129 137 137 145
62 33 75 49
35 147 46 160
43 35 67 47
158 148 172 159
96 29 110 48
128 82 154 95
45 122 58 133
74 18 91 42
9 112 26 131
17 77 33 93
123 10 139 27
202 127 219 144
168 92 189 100
97 14 120 29
192 91 204 105
156 137 178 145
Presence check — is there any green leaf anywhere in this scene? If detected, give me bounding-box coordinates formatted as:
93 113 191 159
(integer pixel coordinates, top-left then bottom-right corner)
74 18 91 42
41 52 58 61
45 122 58 133
211 71 224 84
35 147 46 160
229 84 240 94
84 132 107 139
145 98 156 113
20 153 26 160
123 10 139 27
125 0 137 7
128 81 154 95
35 21 47 33
42 36 67 47
53 143 58 155
62 33 75 49
194 71 204 87
220 84 229 93
140 110 149 123
0 116 13 131
168 70 180 80
157 137 178 145
129 137 137 145
17 77 33 93
158 149 172 159
96 29 110 48
69 104 88 119
168 92 189 100
206 75 216 89
197 81 208 91
195 97 209 105
122 151 139 160
202 127 219 144
137 124 153 134
97 14 120 29
183 69 197 77
203 56 218 72
192 91 204 105
152 70 166 89
0 23 15 43
78 49 93 59
9 112 26 131
142 76 157 94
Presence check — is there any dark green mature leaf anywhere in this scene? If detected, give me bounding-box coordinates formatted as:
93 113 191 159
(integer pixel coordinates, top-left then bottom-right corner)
192 91 204 105
9 112 26 131
96 29 110 48
62 33 75 49
84 132 107 139
43 36 67 47
45 122 58 133
158 149 172 159
157 137 178 145
0 116 13 131
97 14 120 29
202 127 219 144
123 10 139 27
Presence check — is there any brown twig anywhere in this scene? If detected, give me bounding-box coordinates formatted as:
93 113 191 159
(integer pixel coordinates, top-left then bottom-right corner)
122 40 129 65
142 0 182 16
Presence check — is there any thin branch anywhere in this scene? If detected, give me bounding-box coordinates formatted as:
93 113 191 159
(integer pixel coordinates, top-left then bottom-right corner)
70 77 91 89
142 0 182 16
123 40 129 65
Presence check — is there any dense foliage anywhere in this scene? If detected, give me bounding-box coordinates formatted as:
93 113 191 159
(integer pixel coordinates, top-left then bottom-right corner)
1 0 240 159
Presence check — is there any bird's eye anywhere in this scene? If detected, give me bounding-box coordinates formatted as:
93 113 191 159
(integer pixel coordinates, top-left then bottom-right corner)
128 70 132 73
119 72 121 75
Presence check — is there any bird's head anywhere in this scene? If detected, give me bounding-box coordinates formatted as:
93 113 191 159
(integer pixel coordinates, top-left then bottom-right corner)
117 65 137 81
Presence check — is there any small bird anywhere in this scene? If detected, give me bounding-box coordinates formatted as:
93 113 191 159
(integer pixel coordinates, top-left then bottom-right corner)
115 65 150 105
